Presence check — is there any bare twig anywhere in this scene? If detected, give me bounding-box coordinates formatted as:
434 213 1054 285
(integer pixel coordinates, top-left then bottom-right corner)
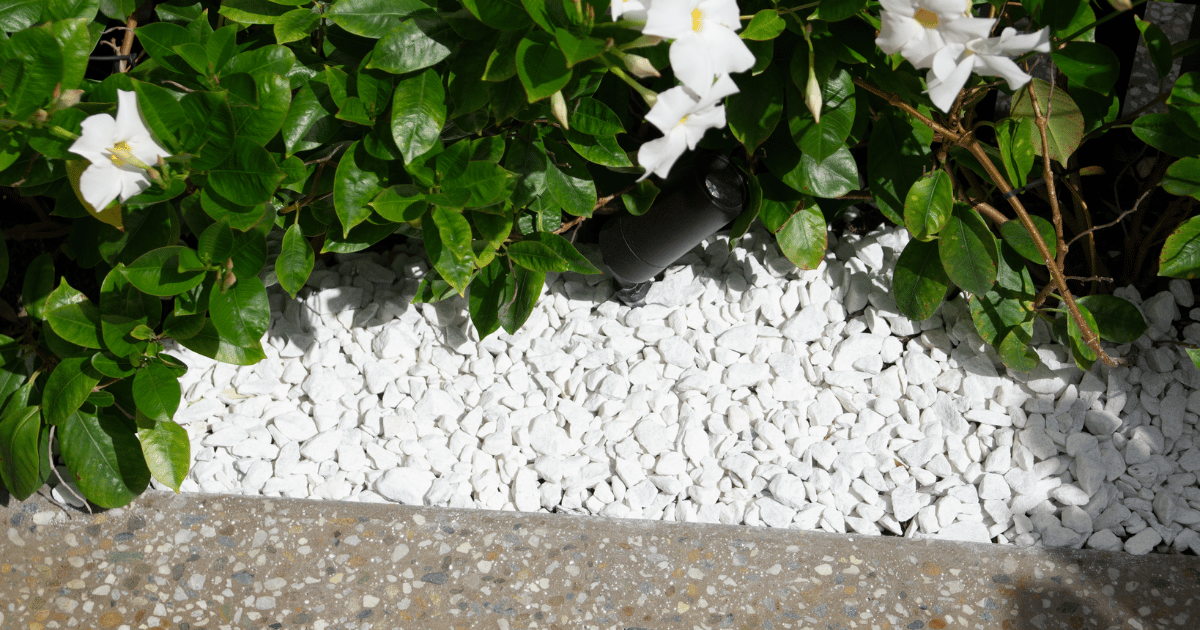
1027 80 1066 266
161 80 194 93
1066 189 1149 248
852 77 959 141
118 12 139 73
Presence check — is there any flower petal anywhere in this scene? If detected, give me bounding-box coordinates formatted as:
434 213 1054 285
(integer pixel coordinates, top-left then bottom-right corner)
116 169 152 202
79 162 124 213
70 113 117 163
925 56 974 112
699 0 741 31
877 12 924 55
115 90 152 143
681 104 725 148
668 33 717 93
644 86 698 132
973 54 1034 91
925 0 970 15
127 135 171 166
943 16 996 44
694 73 739 110
878 0 915 17
705 27 756 78
994 27 1051 55
637 130 690 180
643 0 694 39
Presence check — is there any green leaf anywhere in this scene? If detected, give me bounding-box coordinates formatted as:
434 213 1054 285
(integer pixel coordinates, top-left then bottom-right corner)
1010 79 1084 166
276 224 315 299
903 171 952 241
122 246 208 296
209 276 270 348
970 290 1030 346
137 418 189 493
516 31 572 103
468 256 507 338
1065 303 1100 368
163 312 207 341
422 211 474 295
230 223 269 278
939 204 998 296
1169 73 1200 141
132 362 180 423
814 0 866 22
43 357 101 427
327 0 432 38
792 70 855 162
893 238 950 321
797 144 858 199
742 10 786 40
180 90 237 170
1132 113 1200 158
461 0 531 31
0 0 42 31
554 31 609 67
1163 156 1200 201
130 79 193 155
997 328 1040 372
622 179 660 217
370 185 428 223
868 112 933 226
544 148 596 217
3 26 62 120
1052 42 1120 95
760 198 827 270
728 62 785 153
499 262 545 334
564 130 632 168
200 187 267 231
412 272 457 303
1075 294 1147 344
1135 16 1174 81
1160 215 1200 279
0 405 42 501
274 8 320 44
568 97 624 135
197 220 234 265
45 287 103 350
22 253 55 321
1000 216 1057 265
368 16 454 75
58 408 150 508
207 137 286 206
445 162 513 208
391 69 447 164
50 17 92 91
334 141 387 236
431 206 474 262
230 72 291 145
218 0 292 24
174 319 265 365
98 264 153 357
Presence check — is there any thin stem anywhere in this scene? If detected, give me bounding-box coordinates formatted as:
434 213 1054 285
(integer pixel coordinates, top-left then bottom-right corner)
1067 189 1148 248
853 77 959 141
1027 80 1067 267
118 12 139 73
601 56 657 108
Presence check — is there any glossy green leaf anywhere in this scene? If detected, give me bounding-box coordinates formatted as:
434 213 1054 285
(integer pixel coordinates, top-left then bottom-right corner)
742 10 786 40
969 290 1030 346
997 328 1040 372
180 90 237 171
368 17 454 75
516 31 571 103
1169 73 1200 141
545 154 596 217
137 417 190 493
58 408 149 508
371 185 428 223
218 0 291 24
175 319 265 365
133 362 180 423
43 357 101 427
1075 294 1147 344
0 405 42 501
163 312 207 341
229 224 269 278
1159 215 1200 279
569 98 625 136
1162 156 1200 201
121 246 208 296
1065 303 1100 368
274 8 320 44
431 207 474 262
939 204 998 296
727 63 785 153
797 144 858 199
0 0 42 31
1132 113 1200 158
622 179 660 217
1010 79 1084 166
461 0 531 31
209 276 270 348
45 285 103 350
1000 216 1057 265
277 224 315 299
499 263 545 334
423 212 474 295
21 253 55 321
334 141 386 236
391 69 447 164
760 198 827 270
893 238 950 321
793 70 855 162
867 112 933 226
1052 42 1120 94
328 0 429 35
814 0 866 22
197 220 233 265
903 171 952 241
3 26 62 120
468 256 507 338
230 72 291 145
445 162 513 208
207 137 285 206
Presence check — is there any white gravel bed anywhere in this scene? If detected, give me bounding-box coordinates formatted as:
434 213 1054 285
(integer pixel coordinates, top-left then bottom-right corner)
89 223 1200 555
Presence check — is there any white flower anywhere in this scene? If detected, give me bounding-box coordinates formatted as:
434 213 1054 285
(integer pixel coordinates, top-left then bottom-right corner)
637 74 739 180
643 0 755 93
875 0 995 70
924 27 1051 112
612 0 652 22
68 90 170 213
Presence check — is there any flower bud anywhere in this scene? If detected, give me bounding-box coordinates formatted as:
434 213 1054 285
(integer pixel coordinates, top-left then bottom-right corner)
805 68 822 124
56 89 84 109
622 53 659 79
1107 0 1133 10
550 91 569 130
625 35 663 49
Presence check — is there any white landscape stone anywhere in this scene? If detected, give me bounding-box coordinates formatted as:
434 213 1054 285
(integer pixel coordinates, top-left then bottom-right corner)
168 224 1200 557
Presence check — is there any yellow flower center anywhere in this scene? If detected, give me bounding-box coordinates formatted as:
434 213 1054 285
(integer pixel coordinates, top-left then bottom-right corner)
107 141 152 170
691 8 704 32
677 115 689 128
914 8 940 28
